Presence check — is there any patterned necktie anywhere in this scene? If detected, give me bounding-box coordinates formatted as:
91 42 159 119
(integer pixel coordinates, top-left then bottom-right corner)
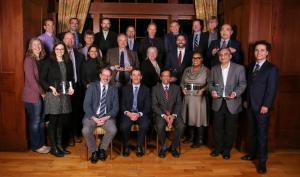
98 86 107 118
164 85 169 101
132 86 138 112
194 34 199 50
221 40 227 49
178 50 182 65
252 63 260 78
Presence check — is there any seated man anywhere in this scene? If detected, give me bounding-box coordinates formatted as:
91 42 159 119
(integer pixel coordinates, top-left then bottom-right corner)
82 67 119 164
152 69 185 158
120 69 151 157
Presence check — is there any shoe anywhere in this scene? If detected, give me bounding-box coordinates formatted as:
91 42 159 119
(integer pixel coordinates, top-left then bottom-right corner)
136 146 144 157
222 153 230 160
168 147 180 158
241 154 255 161
159 148 167 158
257 162 267 174
75 136 82 143
35 146 50 154
90 151 98 164
98 149 107 161
183 126 194 144
50 147 64 157
210 150 220 157
57 146 71 155
123 147 130 157
191 127 204 148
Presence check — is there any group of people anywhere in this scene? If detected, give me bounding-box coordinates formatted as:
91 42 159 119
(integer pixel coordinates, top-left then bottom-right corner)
22 16 278 174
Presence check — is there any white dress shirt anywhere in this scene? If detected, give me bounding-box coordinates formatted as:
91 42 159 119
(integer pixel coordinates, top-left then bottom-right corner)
221 62 231 97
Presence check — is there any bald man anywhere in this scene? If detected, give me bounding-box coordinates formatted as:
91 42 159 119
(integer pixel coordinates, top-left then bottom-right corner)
207 24 242 67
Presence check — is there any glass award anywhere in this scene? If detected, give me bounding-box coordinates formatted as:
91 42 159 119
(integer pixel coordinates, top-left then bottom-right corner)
214 83 223 97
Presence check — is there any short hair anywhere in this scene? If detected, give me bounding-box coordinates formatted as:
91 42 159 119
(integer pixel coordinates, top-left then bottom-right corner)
208 16 218 23
192 51 203 58
26 38 46 60
218 47 232 55
160 69 171 76
254 40 272 52
170 20 180 25
84 30 94 37
99 67 112 75
63 32 75 40
101 18 111 23
193 19 204 26
148 22 157 29
147 46 158 56
176 34 186 40
117 33 127 40
130 69 142 76
43 18 54 26
69 17 79 23
126 25 135 31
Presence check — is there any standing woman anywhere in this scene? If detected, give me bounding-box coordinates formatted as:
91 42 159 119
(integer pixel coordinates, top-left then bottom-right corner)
181 51 209 148
23 38 50 154
81 45 106 88
40 42 74 157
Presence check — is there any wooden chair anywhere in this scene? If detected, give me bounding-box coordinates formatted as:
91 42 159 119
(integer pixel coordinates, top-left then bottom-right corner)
120 124 147 155
80 127 113 160
156 126 181 155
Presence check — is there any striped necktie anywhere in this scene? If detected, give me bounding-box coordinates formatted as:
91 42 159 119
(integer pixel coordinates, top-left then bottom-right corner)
194 34 199 50
98 86 107 118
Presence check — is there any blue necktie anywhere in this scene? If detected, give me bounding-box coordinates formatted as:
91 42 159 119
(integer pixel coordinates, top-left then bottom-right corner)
132 86 138 112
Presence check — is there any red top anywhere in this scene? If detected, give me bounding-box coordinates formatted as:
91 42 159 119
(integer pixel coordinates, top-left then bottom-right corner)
22 56 44 103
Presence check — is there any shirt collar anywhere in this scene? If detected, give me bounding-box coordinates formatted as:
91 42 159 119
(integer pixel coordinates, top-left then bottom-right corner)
132 83 140 88
45 32 53 37
162 83 170 89
221 62 231 70
100 82 108 89
256 59 266 67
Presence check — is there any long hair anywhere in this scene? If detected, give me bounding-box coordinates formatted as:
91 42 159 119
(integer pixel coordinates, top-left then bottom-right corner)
50 42 70 63
25 38 46 60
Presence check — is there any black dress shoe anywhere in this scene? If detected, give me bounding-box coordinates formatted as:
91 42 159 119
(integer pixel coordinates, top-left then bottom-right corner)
210 150 220 157
182 137 193 144
123 147 130 157
98 149 107 161
90 151 98 164
58 147 71 155
159 148 167 158
168 147 180 158
222 153 230 160
241 154 255 161
136 146 144 157
50 148 64 157
257 162 267 174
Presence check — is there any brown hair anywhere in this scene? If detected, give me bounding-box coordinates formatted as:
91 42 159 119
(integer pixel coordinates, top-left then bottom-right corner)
26 38 46 60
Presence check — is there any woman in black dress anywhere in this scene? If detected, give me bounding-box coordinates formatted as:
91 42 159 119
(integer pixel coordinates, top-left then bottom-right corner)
81 45 105 88
40 42 74 157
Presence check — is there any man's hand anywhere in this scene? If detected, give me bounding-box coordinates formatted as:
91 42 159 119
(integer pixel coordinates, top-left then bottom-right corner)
182 88 187 95
225 92 236 100
212 48 219 55
211 90 220 99
260 106 269 114
125 66 133 72
170 77 177 83
228 47 237 53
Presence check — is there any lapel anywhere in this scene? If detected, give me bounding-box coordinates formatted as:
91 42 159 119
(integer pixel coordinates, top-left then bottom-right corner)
127 49 133 66
226 62 235 86
252 60 269 80
96 83 101 106
216 65 224 88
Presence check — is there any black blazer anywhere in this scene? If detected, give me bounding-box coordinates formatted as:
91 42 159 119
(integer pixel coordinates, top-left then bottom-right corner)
141 59 162 88
94 30 118 58
165 48 192 83
207 39 242 67
121 84 151 117
246 61 279 112
39 58 74 92
139 36 165 66
164 33 178 54
188 32 209 63
81 59 105 87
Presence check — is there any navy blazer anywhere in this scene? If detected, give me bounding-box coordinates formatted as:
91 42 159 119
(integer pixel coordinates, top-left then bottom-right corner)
247 61 279 112
121 84 151 117
207 39 242 67
83 82 119 120
165 48 192 83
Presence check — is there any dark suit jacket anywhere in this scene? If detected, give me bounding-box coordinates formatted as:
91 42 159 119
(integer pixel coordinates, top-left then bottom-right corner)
39 58 74 92
121 84 151 117
164 33 178 54
106 47 140 84
165 47 192 84
57 31 83 48
72 49 85 84
141 59 162 88
188 32 209 65
139 36 165 65
127 39 140 52
83 82 119 120
247 61 278 112
208 62 247 114
152 83 182 118
94 30 118 58
207 39 242 67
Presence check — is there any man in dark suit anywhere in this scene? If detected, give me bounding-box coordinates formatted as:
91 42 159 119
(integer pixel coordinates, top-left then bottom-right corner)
204 16 219 47
241 40 278 174
126 26 140 53
120 69 151 157
165 34 192 85
58 17 83 49
82 67 119 163
94 18 118 59
208 48 246 160
63 32 85 145
207 24 242 68
152 69 185 158
139 22 165 66
164 20 180 54
106 34 139 88
188 19 209 66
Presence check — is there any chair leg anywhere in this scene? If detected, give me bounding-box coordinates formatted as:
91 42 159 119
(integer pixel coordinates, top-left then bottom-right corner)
110 141 113 160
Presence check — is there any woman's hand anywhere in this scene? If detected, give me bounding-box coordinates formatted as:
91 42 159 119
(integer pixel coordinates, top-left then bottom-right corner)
182 88 187 95
50 86 59 96
67 87 74 95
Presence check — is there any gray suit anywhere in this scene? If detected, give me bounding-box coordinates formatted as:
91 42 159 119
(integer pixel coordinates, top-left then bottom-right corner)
82 82 119 153
208 62 247 114
106 47 139 86
208 62 246 154
152 83 184 149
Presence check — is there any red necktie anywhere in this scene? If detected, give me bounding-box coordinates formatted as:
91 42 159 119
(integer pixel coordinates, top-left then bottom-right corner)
164 86 169 101
178 50 182 65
